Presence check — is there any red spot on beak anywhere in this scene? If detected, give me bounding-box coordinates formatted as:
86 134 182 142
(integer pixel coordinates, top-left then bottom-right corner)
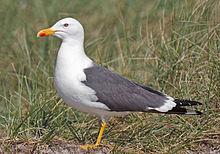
39 32 46 37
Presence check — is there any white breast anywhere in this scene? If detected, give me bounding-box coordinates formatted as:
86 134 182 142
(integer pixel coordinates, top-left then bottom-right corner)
54 41 110 114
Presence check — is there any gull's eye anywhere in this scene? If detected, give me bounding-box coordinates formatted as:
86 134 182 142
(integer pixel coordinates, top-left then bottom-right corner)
64 23 69 27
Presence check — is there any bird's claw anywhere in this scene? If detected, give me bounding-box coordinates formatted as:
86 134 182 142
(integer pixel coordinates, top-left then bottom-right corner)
80 144 100 150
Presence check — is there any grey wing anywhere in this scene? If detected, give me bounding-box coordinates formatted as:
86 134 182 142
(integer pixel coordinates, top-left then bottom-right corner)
82 64 174 112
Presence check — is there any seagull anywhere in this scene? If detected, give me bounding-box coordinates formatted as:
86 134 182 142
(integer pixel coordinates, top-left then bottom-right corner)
37 17 202 150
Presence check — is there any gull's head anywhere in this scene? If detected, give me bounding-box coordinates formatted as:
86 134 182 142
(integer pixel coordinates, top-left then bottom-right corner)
37 17 84 41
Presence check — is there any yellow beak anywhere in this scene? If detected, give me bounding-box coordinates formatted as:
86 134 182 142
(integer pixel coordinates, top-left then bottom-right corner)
37 28 55 37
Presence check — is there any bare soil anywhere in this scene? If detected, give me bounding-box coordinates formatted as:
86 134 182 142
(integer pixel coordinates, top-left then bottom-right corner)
0 140 110 154
0 138 219 154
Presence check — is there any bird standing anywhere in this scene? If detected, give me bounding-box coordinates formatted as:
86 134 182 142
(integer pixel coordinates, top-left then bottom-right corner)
37 17 202 150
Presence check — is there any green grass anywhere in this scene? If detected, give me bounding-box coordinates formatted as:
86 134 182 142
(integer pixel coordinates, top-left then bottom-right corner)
0 0 219 153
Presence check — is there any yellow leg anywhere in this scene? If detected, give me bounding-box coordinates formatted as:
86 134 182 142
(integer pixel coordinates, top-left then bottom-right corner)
80 121 107 150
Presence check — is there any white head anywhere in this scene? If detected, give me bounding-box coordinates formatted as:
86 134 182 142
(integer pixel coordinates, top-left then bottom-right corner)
37 17 84 42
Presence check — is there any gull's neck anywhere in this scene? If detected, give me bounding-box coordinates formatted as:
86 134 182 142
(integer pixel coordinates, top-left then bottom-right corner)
55 38 93 74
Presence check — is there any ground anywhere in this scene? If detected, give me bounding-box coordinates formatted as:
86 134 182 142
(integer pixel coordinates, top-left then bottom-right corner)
0 139 220 154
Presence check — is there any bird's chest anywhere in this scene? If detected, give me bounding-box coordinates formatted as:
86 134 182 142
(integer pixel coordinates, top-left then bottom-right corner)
54 66 97 108
53 46 97 108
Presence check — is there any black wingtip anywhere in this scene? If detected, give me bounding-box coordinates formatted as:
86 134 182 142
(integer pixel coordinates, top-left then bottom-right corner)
164 106 203 115
195 110 203 115
174 99 202 106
